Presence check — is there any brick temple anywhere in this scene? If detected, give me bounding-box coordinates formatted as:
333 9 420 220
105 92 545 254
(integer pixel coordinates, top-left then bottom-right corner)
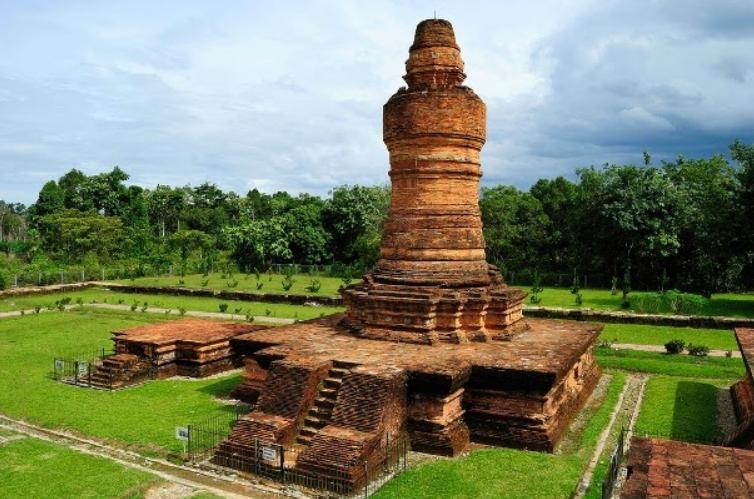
213 19 602 489
87 319 263 389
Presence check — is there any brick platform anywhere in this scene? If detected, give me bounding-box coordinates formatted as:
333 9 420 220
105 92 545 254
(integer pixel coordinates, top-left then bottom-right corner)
88 319 266 388
223 314 600 460
622 437 754 498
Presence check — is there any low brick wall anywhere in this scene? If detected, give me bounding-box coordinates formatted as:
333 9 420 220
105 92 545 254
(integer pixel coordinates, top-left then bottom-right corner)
0 282 97 299
524 306 754 329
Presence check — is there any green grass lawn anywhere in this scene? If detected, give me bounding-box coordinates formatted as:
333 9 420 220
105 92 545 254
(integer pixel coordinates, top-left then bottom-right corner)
600 323 737 351
375 372 627 499
0 436 160 498
634 376 729 444
595 347 744 379
113 272 356 297
530 287 754 317
0 310 243 456
0 288 344 319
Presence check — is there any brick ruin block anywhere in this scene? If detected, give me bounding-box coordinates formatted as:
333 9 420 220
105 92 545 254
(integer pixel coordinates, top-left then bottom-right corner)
88 319 264 389
724 328 754 447
621 437 754 498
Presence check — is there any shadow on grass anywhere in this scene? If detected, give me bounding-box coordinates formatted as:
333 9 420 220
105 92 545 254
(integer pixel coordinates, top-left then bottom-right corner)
672 380 719 444
197 375 242 399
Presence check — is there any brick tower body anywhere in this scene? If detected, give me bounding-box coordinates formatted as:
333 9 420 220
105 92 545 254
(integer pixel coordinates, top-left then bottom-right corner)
343 19 526 344
216 20 602 492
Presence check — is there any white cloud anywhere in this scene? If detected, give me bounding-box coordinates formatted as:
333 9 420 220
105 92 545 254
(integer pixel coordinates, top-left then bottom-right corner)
1 0 754 204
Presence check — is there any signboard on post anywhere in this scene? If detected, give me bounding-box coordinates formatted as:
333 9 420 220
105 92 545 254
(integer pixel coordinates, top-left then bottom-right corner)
175 426 189 441
77 361 88 376
175 426 190 454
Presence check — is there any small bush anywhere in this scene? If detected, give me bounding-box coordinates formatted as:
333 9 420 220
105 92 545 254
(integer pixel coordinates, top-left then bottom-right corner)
306 278 322 293
664 339 686 354
218 303 228 313
281 275 295 292
265 309 271 316
226 279 238 288
530 271 543 304
256 282 264 290
201 278 209 287
234 307 242 315
596 337 618 349
687 344 710 357
725 350 733 358
130 301 138 312
178 307 186 316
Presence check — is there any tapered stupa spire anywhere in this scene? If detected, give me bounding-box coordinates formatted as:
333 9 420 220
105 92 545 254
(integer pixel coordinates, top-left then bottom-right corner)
343 19 526 345
376 18 488 287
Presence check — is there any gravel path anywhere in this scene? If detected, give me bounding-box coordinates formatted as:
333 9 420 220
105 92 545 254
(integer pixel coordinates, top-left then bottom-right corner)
575 373 649 498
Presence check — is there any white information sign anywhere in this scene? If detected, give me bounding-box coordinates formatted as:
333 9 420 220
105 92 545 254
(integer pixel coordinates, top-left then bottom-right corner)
175 426 189 441
261 446 278 461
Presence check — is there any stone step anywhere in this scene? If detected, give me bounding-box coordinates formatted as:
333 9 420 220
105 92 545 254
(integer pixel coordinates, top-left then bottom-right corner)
329 367 350 377
315 397 335 409
296 434 312 445
299 426 317 437
304 415 327 429
323 378 342 389
320 387 337 398
309 405 332 417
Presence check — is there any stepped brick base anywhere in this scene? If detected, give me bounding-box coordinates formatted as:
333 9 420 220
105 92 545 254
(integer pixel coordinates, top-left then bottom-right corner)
91 319 265 389
215 314 600 485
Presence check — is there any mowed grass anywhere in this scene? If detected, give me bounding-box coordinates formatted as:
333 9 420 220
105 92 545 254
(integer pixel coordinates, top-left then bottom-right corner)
529 287 754 317
0 435 159 498
595 347 744 379
0 288 344 319
375 372 627 499
634 376 728 444
600 323 737 351
0 310 243 456
113 272 355 297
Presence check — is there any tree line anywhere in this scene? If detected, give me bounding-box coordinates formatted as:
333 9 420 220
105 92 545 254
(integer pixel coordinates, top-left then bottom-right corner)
1 140 753 295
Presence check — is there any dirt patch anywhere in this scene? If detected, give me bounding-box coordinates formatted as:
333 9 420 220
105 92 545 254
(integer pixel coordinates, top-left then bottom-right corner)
144 482 199 499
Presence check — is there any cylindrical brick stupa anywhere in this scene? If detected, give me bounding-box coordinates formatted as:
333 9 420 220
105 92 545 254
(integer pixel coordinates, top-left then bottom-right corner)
377 19 488 287
343 19 527 344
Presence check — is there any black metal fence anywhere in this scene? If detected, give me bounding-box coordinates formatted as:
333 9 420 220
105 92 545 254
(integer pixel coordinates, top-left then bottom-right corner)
602 428 627 499
52 348 155 390
52 348 110 385
186 410 408 497
186 404 249 461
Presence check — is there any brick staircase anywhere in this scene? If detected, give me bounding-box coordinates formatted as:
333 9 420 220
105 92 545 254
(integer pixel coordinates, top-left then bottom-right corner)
295 362 351 447
88 353 149 389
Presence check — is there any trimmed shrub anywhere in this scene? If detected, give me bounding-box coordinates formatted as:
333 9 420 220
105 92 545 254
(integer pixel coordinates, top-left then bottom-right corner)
664 339 686 354
687 344 710 357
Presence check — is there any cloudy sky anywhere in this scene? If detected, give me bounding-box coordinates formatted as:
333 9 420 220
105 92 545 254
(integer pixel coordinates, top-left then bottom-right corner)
2 0 754 204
